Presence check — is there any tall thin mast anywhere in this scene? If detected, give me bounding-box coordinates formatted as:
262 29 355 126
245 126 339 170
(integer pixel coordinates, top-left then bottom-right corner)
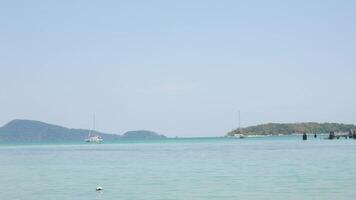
93 113 96 131
88 113 95 138
238 110 241 133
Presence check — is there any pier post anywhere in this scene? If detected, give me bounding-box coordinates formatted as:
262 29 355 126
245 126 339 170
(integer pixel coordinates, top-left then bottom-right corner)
303 132 307 140
329 131 335 140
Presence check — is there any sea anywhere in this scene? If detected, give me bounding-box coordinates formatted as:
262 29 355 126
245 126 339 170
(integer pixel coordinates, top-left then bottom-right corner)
1 135 355 200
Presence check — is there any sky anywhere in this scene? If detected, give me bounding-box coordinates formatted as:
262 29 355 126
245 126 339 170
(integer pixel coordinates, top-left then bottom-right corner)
0 0 356 136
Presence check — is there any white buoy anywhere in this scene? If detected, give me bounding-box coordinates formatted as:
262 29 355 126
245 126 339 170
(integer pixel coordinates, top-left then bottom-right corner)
96 186 103 191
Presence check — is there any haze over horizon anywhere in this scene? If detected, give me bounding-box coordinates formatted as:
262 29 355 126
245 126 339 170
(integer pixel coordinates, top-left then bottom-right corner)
1 0 356 136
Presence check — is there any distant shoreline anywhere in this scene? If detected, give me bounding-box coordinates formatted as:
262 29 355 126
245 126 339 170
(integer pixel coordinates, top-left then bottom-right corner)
0 119 165 142
227 122 355 137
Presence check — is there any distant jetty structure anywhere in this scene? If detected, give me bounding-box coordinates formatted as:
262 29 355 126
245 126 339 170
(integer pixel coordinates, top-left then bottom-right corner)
327 130 356 140
300 130 356 140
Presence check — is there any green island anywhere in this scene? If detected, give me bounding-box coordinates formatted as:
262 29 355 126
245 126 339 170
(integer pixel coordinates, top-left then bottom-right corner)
227 122 356 136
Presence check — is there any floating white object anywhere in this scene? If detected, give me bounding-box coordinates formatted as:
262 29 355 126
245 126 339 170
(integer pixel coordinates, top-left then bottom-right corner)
96 187 103 191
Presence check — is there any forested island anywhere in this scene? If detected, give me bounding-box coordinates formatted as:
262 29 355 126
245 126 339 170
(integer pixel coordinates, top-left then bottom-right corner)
0 119 165 142
227 122 356 136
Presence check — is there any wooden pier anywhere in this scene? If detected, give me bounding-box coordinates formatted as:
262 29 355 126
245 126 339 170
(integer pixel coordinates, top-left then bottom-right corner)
327 130 356 140
302 130 356 140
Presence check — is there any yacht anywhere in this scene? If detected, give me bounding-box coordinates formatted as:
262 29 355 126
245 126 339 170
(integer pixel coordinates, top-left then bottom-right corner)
235 110 245 138
226 110 245 138
85 135 103 143
85 114 103 143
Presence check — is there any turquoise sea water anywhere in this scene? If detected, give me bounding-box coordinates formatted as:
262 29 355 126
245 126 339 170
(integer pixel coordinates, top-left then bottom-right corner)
1 136 356 200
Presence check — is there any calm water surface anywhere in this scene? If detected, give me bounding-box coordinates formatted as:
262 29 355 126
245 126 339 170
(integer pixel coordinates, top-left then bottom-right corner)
1 136 355 200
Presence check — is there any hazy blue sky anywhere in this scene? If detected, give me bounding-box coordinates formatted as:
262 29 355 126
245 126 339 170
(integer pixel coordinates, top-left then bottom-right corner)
0 0 355 136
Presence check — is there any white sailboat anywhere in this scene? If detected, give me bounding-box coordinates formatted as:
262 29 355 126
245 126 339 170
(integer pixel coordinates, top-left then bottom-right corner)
85 114 103 143
231 111 246 139
234 110 245 138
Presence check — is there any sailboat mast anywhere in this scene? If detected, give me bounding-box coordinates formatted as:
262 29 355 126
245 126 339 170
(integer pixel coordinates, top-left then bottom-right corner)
88 113 95 138
93 113 96 131
238 110 241 133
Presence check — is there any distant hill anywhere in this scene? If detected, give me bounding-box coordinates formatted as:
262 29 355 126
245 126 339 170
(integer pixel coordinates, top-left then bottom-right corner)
0 119 120 142
227 122 356 136
122 130 166 139
0 119 165 142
